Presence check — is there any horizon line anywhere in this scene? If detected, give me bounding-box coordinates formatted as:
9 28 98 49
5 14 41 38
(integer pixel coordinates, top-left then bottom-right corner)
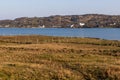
0 13 120 20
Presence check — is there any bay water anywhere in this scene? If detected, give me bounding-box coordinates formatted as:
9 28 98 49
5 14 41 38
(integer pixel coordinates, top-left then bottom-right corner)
0 28 120 40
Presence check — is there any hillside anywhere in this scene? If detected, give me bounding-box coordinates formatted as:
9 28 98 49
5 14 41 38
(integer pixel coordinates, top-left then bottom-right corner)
0 14 120 28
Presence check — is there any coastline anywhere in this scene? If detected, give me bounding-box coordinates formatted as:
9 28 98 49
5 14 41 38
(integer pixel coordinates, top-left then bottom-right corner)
0 14 120 28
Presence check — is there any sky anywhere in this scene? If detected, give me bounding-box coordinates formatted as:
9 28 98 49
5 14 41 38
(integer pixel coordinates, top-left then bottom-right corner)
0 0 120 20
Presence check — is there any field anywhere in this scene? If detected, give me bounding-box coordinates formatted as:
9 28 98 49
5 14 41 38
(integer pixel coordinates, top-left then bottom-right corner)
0 35 119 80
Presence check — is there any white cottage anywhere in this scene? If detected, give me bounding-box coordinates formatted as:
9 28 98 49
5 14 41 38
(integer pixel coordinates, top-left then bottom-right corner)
79 23 85 26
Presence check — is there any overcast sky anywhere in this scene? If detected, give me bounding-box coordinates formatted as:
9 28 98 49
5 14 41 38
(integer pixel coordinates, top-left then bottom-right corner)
0 0 120 19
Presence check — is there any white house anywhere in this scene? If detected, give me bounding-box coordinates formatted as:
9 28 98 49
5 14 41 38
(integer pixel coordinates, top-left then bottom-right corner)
39 25 45 28
42 25 45 28
110 23 116 26
70 24 74 28
79 23 85 26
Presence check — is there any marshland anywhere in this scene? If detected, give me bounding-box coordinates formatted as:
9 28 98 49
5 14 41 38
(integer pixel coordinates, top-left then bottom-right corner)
0 35 119 80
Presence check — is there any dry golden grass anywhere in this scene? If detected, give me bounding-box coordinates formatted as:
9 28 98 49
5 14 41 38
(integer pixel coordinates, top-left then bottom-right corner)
0 35 119 80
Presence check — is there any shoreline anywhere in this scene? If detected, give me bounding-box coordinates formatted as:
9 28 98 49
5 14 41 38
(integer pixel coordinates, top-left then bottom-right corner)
0 35 119 41
0 14 120 28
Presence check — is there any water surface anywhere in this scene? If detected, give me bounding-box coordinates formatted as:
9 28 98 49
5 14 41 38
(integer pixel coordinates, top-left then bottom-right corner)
0 28 120 40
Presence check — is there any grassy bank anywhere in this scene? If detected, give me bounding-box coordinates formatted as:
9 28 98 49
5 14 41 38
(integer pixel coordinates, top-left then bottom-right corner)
0 35 119 80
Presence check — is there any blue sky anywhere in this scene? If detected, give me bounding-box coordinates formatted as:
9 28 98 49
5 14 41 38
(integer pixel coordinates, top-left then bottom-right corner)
0 0 119 19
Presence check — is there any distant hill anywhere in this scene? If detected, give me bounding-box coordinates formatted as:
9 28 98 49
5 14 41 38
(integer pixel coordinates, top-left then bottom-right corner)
0 14 120 28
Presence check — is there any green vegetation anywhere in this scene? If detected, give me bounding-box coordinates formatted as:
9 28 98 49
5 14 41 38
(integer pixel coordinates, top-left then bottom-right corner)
0 35 119 80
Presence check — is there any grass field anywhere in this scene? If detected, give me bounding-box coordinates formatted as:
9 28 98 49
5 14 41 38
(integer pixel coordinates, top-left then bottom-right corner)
0 35 119 80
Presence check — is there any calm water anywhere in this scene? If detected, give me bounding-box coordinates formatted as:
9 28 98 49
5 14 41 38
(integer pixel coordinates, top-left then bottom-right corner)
0 28 120 40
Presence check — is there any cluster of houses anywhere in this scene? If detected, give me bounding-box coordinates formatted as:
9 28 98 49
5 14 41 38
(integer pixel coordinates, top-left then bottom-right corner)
38 25 45 28
70 23 85 28
1 22 118 28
